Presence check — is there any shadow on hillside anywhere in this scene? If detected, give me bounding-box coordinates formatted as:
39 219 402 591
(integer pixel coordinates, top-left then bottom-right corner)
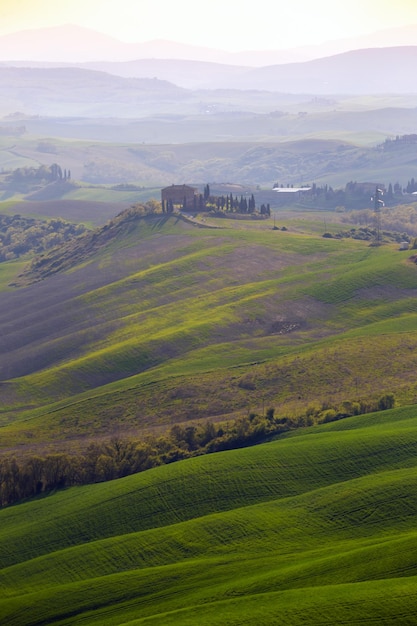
150 215 173 230
0 189 17 200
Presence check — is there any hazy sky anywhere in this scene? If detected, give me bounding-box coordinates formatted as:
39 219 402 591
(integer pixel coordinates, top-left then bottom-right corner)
2 0 417 51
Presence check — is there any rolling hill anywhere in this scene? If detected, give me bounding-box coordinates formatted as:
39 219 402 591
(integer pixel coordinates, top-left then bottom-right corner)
3 130 417 190
86 45 417 94
225 46 417 94
3 49 417 190
78 44 417 91
0 66 187 117
1 197 417 623
1 207 417 455
3 24 417 625
2 47 417 120
2 405 417 623
2 46 417 101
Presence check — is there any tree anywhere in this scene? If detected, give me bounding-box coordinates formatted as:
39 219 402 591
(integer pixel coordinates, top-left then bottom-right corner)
104 436 138 477
50 163 63 181
198 421 217 446
239 195 247 213
248 194 255 213
43 454 70 490
144 200 159 214
25 456 44 495
266 407 275 422
0 458 21 504
377 393 395 410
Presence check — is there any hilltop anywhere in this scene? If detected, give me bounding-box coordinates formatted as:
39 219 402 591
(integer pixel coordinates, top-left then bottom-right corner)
1 206 417 458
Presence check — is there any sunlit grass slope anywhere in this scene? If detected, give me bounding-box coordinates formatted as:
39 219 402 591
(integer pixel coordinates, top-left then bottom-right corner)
1 212 417 447
1 405 417 623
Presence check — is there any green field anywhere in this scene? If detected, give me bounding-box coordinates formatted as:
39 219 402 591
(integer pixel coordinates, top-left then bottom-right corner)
1 200 417 622
2 405 417 623
1 210 417 449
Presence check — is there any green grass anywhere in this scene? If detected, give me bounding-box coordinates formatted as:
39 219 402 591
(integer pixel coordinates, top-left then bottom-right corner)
3 101 417 623
0 259 27 291
64 185 160 204
3 214 417 445
2 406 417 623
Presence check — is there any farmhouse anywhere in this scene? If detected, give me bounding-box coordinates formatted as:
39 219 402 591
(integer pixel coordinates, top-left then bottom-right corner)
273 186 312 196
161 184 197 210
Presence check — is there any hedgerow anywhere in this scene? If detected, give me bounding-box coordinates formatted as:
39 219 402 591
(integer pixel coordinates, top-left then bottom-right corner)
0 393 395 507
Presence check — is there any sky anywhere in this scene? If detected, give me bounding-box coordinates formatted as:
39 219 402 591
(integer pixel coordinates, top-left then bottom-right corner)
1 0 417 51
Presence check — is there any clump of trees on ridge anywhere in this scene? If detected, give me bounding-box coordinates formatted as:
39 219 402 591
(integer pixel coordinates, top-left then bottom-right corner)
0 214 86 262
162 184 271 216
6 163 71 185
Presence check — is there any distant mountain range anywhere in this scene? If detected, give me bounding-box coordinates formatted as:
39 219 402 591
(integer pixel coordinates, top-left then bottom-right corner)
225 47 417 94
81 46 417 93
1 23 417 66
1 46 417 107
0 66 188 117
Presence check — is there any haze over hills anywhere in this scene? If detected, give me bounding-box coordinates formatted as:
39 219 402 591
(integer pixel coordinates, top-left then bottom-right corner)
226 47 417 94
1 23 417 66
4 11 417 626
0 66 187 117
3 127 417 189
1 46 417 97
78 46 417 91
2 15 417 619
82 46 417 93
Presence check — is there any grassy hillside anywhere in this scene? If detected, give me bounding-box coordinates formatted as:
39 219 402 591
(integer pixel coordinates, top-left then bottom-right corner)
1 405 417 623
1 208 417 454
3 111 417 187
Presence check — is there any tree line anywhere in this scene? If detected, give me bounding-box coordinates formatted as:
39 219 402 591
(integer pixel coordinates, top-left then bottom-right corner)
6 163 71 184
272 178 417 210
0 392 395 508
